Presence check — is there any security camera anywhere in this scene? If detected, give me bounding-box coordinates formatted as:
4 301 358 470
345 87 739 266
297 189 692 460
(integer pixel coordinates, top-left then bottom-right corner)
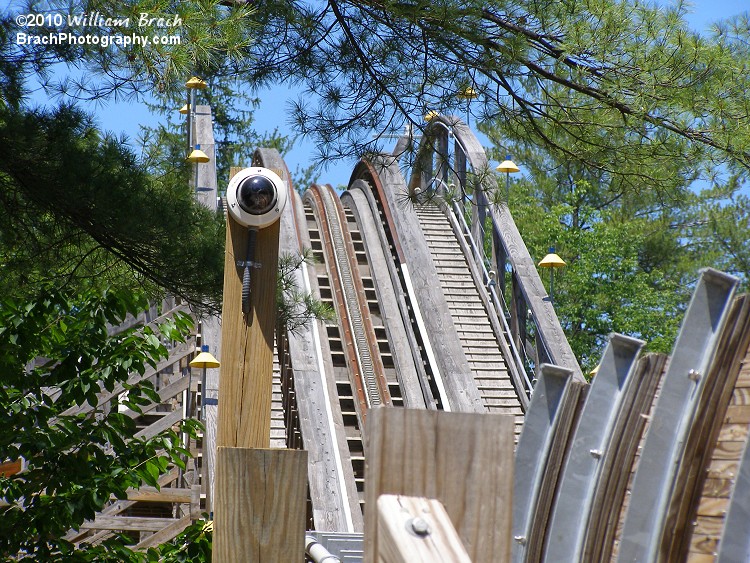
226 167 287 229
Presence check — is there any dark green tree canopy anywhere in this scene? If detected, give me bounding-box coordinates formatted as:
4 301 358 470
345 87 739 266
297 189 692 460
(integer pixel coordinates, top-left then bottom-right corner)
0 101 225 309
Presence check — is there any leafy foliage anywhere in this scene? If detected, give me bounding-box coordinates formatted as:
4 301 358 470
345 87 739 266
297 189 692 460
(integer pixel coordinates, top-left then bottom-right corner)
495 146 748 371
0 286 198 560
0 102 226 311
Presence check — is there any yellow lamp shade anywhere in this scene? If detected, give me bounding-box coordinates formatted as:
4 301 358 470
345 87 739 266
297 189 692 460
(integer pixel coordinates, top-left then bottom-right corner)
185 76 208 89
457 86 478 99
178 104 189 114
425 110 439 121
496 155 520 174
187 148 210 163
538 247 566 268
190 350 220 369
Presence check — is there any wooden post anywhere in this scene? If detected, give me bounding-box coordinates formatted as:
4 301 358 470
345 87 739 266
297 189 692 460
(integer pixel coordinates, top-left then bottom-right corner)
376 494 471 563
364 408 515 563
216 167 280 449
213 447 307 562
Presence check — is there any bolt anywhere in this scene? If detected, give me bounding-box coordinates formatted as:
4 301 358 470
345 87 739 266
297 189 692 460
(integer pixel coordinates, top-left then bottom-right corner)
409 517 431 536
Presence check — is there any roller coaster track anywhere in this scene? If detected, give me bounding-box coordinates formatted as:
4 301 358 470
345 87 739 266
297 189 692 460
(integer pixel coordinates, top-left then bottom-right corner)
269 116 583 539
64 110 750 562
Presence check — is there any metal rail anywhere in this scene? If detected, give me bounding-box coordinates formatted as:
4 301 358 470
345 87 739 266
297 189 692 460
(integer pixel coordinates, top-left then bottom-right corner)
411 115 583 381
449 199 534 401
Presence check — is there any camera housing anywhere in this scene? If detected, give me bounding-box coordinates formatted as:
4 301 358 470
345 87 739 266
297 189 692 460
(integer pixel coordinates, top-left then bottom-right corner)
226 167 287 228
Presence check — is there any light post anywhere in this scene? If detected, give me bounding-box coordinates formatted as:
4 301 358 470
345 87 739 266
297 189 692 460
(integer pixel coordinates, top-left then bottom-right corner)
185 76 207 156
538 246 566 305
189 344 220 422
496 155 520 202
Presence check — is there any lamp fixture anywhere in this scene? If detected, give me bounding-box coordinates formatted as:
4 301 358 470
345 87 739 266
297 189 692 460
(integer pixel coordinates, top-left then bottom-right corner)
538 246 566 305
185 76 208 90
187 144 210 163
190 345 220 369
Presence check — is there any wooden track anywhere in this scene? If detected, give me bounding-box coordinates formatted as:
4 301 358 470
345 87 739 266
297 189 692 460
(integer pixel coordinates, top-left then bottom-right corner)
415 203 525 437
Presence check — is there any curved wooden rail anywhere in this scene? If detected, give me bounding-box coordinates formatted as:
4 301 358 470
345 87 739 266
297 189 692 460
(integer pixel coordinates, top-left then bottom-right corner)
411 116 583 382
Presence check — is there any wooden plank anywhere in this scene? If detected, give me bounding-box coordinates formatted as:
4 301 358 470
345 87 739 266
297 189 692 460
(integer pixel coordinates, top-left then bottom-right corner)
724 405 750 424
216 165 279 449
376 495 471 563
693 514 726 537
356 155 484 412
364 408 514 563
125 486 193 503
701 478 734 497
135 514 192 549
213 447 307 562
281 188 363 532
582 353 667 563
133 408 182 440
707 459 740 480
730 387 750 404
688 549 719 562
80 516 178 532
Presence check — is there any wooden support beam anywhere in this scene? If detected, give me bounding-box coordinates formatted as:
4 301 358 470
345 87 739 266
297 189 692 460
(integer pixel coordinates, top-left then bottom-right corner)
376 494 471 563
216 167 280 449
213 447 307 562
364 408 515 563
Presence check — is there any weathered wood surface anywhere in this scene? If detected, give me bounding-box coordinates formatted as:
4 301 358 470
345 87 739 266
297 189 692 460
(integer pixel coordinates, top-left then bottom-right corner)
216 163 279 449
525 376 587 563
192 103 222 514
135 515 192 549
80 516 179 532
352 156 484 413
279 187 362 532
364 408 514 563
347 180 437 409
213 447 307 563
617 269 738 563
342 187 426 410
192 105 218 209
545 335 643 562
582 353 668 563
668 296 750 562
421 115 582 382
512 364 573 563
376 495 471 563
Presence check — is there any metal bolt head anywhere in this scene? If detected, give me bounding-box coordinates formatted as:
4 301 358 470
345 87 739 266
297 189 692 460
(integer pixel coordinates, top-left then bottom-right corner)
409 517 431 536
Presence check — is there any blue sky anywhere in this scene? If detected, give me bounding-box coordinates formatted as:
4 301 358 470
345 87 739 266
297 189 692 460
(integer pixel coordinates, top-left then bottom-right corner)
11 1 750 188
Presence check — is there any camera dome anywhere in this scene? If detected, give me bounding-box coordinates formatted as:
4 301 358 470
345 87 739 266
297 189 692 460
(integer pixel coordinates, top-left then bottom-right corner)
237 175 278 216
226 167 287 228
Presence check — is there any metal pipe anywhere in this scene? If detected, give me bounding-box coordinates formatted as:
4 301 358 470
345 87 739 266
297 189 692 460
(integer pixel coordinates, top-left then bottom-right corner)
305 535 341 563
